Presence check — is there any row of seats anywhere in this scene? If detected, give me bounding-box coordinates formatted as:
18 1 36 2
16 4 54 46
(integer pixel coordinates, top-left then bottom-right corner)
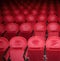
0 0 60 24
0 36 60 61
0 14 59 24
0 12 60 24
0 22 60 39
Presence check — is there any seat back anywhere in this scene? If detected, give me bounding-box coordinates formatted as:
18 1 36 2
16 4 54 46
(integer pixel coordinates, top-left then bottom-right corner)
10 36 27 61
34 22 46 39
47 23 59 37
0 37 9 61
4 23 19 39
46 36 60 61
27 36 45 61
19 23 33 39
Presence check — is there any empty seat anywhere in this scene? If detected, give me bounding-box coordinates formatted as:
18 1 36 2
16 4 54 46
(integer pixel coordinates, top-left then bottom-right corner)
0 37 9 61
48 9 56 15
46 36 60 61
30 9 38 16
3 9 11 15
19 23 33 39
26 14 36 25
13 10 20 15
4 23 19 40
4 15 14 23
23 9 29 15
10 36 27 61
40 10 47 15
37 14 47 23
15 14 25 24
48 14 58 22
47 23 59 37
27 36 45 61
34 22 46 39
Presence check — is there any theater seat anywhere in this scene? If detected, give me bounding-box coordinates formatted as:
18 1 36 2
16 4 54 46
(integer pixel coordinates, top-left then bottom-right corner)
4 23 19 40
47 23 59 37
48 14 58 22
34 22 46 39
4 15 14 23
26 14 36 25
27 36 45 61
10 36 27 61
0 37 9 61
37 14 47 23
46 36 60 61
15 14 25 24
19 23 33 39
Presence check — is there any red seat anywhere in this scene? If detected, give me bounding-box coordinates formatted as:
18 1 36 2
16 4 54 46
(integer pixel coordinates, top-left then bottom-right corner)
48 14 58 22
34 22 46 39
4 23 19 40
26 14 36 25
0 37 9 61
46 36 60 61
19 6 24 11
37 14 47 23
4 15 14 23
49 10 56 15
47 23 59 37
30 9 38 16
39 9 47 15
27 36 45 61
3 10 10 15
19 23 33 39
13 10 20 15
15 14 25 24
10 36 27 61
23 9 29 15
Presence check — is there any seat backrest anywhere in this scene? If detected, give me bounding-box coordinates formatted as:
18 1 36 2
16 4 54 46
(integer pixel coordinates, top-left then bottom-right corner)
48 14 58 22
6 23 19 34
0 37 9 54
0 37 9 61
47 23 59 36
19 23 33 33
5 23 19 39
27 36 45 61
10 36 27 61
37 14 47 22
34 22 46 37
46 36 60 51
